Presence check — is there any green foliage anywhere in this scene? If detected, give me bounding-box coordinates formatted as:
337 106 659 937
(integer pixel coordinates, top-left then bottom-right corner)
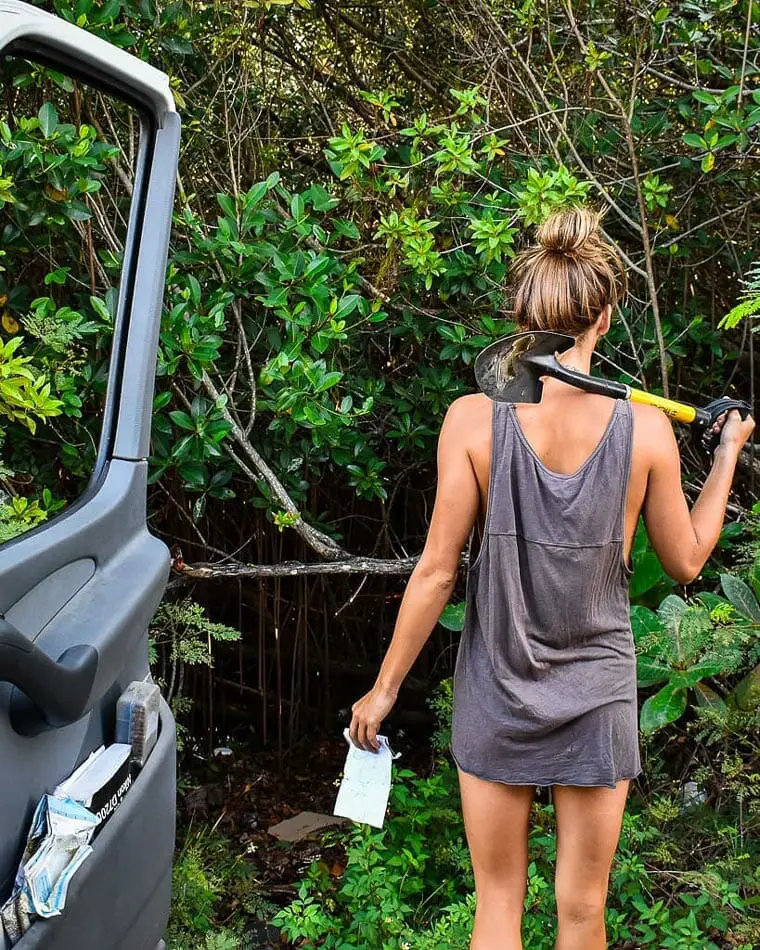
274 681 759 949
151 599 241 668
513 166 591 227
0 487 63 544
437 601 465 632
0 336 62 436
721 262 760 330
272 750 471 947
0 62 125 542
167 822 251 950
628 520 674 604
167 814 280 950
169 832 222 940
634 565 760 733
6 0 759 549
149 598 241 744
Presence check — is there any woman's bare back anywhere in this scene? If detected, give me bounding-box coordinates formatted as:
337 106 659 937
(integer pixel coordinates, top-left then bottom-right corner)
462 382 677 569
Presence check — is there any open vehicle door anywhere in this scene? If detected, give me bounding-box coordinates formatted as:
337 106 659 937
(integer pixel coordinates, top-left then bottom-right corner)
0 3 179 948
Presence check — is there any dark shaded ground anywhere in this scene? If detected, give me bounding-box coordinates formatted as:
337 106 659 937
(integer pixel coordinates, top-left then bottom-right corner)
178 731 435 947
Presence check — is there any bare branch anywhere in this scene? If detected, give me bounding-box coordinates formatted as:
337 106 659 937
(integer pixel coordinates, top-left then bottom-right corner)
172 554 422 580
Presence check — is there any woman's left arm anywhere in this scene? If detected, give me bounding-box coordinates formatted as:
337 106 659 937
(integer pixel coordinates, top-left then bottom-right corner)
349 397 482 752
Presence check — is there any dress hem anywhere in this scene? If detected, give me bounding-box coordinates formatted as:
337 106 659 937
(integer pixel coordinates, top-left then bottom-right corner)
450 749 642 791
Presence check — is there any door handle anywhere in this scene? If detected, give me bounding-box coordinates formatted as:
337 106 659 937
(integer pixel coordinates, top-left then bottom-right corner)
0 617 98 726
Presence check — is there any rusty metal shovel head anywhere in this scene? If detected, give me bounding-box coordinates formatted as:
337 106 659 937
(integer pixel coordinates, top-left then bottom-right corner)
474 330 576 403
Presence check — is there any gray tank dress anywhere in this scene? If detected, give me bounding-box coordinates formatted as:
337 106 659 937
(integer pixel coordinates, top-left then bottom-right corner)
451 398 642 789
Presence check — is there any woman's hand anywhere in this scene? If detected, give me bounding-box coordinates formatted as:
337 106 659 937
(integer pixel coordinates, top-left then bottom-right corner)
349 683 399 753
712 408 755 455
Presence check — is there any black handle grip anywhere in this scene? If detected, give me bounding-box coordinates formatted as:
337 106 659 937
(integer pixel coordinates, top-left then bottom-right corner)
529 354 631 400
0 617 98 726
694 398 753 454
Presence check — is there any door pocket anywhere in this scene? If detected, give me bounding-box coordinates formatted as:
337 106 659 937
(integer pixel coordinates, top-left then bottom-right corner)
12 700 176 950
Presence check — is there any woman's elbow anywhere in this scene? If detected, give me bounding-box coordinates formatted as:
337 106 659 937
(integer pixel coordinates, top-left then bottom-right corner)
668 557 703 586
414 559 459 591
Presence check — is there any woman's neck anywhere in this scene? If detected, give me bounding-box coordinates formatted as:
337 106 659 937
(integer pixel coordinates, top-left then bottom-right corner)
557 337 596 375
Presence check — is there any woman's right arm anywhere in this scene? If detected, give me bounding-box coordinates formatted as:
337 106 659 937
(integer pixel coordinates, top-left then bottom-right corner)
643 409 755 584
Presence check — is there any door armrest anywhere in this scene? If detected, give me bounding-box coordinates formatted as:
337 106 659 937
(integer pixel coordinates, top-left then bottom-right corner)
0 618 98 727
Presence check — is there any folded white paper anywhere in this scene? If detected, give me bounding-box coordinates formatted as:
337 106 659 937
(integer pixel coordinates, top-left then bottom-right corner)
333 728 401 829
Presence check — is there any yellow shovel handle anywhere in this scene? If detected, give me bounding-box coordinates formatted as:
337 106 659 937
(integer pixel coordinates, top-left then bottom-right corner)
629 389 697 423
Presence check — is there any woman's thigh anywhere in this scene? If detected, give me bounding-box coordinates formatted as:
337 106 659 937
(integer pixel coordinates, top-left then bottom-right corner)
552 781 630 909
457 768 536 904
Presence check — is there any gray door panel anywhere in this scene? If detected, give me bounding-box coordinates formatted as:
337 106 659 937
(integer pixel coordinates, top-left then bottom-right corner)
0 3 180 947
112 113 182 462
11 702 176 950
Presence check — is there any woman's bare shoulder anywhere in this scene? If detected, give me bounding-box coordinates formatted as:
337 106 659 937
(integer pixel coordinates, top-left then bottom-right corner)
631 401 678 461
444 393 493 435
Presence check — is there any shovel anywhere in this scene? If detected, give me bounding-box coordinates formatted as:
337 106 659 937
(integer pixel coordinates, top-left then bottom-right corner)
474 330 751 454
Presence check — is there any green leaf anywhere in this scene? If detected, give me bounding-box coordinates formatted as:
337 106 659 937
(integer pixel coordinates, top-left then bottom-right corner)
217 193 236 218
630 605 663 643
695 592 728 612
314 371 342 393
302 404 325 426
310 332 331 355
66 202 92 222
636 657 671 687
658 594 687 628
729 663 760 710
306 183 339 212
244 181 268 208
720 574 760 621
751 554 760 604
99 0 121 22
333 295 362 322
89 296 111 322
439 602 466 631
178 461 206 488
685 658 725 680
630 551 666 598
304 256 332 281
693 682 726 714
333 218 361 240
290 193 305 221
38 103 58 138
683 132 705 149
640 683 688 733
169 410 196 431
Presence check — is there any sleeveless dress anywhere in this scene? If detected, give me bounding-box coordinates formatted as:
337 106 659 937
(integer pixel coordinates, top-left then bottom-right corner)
450 398 642 789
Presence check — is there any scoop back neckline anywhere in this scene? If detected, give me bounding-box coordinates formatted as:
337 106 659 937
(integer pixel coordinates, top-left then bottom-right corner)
507 400 620 480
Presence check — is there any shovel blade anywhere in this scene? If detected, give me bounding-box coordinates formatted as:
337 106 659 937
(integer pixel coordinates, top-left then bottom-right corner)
474 330 575 403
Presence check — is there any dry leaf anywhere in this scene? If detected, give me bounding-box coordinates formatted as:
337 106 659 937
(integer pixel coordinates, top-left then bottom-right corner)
2 311 19 334
45 184 68 201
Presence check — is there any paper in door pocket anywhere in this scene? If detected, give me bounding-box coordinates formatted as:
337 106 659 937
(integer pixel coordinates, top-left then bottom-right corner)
333 728 402 829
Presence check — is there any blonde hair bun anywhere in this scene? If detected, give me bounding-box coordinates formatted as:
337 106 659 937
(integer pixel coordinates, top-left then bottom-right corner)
511 204 627 335
537 206 599 255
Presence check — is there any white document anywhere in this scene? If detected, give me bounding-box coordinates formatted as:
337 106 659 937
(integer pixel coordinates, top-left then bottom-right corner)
333 728 401 829
54 743 131 806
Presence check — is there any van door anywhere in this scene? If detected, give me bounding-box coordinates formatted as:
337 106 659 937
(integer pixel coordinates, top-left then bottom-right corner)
0 3 179 948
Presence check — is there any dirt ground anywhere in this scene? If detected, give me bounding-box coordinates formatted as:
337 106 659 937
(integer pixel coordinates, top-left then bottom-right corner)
178 731 435 948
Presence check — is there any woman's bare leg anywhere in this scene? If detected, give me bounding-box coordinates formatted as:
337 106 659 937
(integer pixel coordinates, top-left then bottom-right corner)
457 768 536 950
552 781 630 950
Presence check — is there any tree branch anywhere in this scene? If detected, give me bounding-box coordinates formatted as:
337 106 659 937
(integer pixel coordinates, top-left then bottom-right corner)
171 554 422 581
201 370 346 560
